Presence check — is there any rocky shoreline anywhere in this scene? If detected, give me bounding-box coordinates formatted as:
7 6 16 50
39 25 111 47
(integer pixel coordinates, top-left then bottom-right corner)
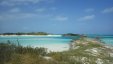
69 37 113 64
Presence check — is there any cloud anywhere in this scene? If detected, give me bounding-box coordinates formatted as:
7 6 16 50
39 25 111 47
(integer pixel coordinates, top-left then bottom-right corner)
0 0 55 6
0 7 55 21
78 15 95 21
0 0 42 4
9 8 21 13
0 12 52 21
49 7 57 10
102 7 113 13
85 8 94 12
0 15 4 20
35 7 57 13
35 8 46 12
0 1 14 6
0 13 29 20
54 16 68 21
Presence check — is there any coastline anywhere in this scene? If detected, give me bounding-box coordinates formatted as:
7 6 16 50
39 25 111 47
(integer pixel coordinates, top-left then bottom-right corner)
0 35 113 52
0 34 69 52
70 37 113 50
33 44 69 52
0 34 62 37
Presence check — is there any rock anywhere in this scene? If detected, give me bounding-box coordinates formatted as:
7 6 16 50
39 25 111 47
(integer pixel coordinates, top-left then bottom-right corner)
85 48 101 56
104 45 113 49
109 53 113 57
81 57 87 62
73 46 80 49
43 56 53 60
95 58 103 64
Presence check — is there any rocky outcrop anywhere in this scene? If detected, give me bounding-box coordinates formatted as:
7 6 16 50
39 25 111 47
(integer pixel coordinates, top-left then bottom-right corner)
69 37 113 64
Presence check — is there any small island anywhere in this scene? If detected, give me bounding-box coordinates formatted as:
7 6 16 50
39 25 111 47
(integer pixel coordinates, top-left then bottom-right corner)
0 32 49 36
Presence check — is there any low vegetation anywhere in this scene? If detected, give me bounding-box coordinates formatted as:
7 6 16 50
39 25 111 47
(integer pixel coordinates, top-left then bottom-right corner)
63 33 80 36
0 32 49 35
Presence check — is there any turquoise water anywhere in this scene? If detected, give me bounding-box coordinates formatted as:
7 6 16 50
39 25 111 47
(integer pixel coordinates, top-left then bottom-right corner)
87 35 113 45
0 35 112 52
0 35 79 51
99 36 113 45
0 36 72 46
0 35 113 48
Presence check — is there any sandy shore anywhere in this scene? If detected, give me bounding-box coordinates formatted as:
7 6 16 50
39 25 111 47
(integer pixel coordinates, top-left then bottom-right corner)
31 43 69 52
0 35 62 37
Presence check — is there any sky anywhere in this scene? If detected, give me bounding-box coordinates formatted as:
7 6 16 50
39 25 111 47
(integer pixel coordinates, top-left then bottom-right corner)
0 0 113 34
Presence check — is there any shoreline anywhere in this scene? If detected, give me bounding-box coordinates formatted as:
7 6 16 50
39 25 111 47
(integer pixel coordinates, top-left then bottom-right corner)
70 37 113 50
0 35 113 52
0 35 69 52
32 44 69 53
0 34 62 37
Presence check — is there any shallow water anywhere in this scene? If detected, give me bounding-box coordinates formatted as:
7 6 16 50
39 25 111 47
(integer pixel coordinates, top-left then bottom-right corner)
87 35 113 45
0 35 78 52
0 35 113 51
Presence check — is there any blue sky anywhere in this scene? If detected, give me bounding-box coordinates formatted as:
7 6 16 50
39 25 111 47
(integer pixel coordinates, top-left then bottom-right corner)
0 0 113 34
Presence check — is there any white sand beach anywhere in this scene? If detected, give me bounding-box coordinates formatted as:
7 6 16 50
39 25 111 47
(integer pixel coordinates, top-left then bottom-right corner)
0 35 62 37
33 44 69 52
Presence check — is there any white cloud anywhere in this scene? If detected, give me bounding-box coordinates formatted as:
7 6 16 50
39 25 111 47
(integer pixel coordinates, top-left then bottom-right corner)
1 0 42 4
23 27 29 30
0 13 51 21
78 15 95 21
0 7 55 21
0 0 55 6
0 13 27 20
54 16 68 21
102 7 113 13
35 7 57 13
0 16 3 20
9 8 20 13
50 7 57 10
0 1 14 6
85 8 94 12
35 8 46 12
